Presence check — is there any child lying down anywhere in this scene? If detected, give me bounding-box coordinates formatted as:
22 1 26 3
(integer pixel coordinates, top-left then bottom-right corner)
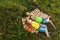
22 17 50 37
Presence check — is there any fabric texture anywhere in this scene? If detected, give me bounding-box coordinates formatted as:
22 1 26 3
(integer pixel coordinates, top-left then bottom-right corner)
42 18 47 24
24 24 33 32
31 21 40 29
35 16 42 23
38 25 47 32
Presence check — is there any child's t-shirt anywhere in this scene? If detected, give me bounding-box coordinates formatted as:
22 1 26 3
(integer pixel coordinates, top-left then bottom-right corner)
24 24 35 33
35 16 42 23
31 21 40 29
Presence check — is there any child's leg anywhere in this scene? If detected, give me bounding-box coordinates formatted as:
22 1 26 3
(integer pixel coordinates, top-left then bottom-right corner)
38 25 50 37
45 28 50 37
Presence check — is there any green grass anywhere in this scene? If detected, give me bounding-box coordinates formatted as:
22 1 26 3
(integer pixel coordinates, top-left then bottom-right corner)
0 0 60 40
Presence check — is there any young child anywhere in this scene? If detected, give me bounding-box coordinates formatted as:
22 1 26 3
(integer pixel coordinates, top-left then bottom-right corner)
26 13 50 23
27 19 50 37
22 17 37 33
28 14 56 29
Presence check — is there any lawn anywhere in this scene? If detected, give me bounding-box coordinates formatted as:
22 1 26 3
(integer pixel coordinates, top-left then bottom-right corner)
0 0 60 40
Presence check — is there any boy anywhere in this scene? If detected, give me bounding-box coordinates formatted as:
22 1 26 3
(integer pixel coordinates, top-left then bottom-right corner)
22 17 37 33
27 19 50 37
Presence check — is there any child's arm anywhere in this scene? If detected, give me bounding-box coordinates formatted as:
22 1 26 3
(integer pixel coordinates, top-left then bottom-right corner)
35 30 39 34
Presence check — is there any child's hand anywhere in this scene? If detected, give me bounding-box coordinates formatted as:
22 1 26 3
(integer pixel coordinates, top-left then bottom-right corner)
35 30 38 34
